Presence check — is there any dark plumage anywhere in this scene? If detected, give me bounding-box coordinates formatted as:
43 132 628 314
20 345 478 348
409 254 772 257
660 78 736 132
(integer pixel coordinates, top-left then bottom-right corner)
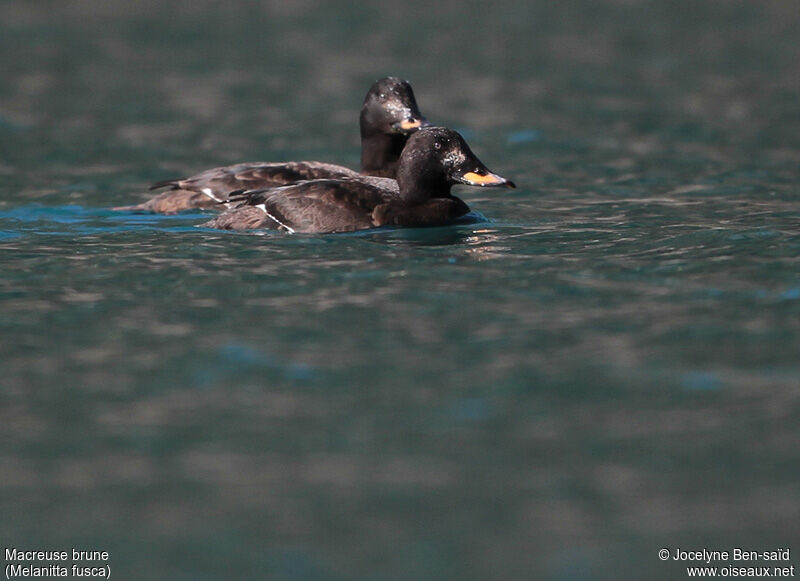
114 77 429 214
201 127 515 234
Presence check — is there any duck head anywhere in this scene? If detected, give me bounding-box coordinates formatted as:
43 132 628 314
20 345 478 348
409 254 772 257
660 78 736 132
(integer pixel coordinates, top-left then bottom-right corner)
397 126 515 203
360 77 430 138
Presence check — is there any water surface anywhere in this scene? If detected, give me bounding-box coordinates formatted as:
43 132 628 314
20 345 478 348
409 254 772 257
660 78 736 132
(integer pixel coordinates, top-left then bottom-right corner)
1 1 799 579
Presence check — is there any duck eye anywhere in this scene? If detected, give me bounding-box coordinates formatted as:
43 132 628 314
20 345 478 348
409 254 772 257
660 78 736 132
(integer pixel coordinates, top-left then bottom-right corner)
379 93 386 100
434 142 441 150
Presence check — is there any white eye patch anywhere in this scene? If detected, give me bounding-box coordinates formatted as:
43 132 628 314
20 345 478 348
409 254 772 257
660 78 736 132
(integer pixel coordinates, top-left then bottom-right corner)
442 150 465 167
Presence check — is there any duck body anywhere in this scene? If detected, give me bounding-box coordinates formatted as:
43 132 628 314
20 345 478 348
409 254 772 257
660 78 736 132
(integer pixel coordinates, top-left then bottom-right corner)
203 177 470 233
120 162 361 213
115 77 428 214
201 127 513 234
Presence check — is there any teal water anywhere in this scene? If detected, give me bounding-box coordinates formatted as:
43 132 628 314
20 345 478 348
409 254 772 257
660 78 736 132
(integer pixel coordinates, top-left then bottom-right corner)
1 1 799 579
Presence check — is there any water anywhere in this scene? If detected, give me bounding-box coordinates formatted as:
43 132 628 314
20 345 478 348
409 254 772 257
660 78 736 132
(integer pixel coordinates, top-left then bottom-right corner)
1 1 799 579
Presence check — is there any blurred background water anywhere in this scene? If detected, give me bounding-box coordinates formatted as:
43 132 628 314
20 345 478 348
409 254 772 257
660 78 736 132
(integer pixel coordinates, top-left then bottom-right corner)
1 1 799 579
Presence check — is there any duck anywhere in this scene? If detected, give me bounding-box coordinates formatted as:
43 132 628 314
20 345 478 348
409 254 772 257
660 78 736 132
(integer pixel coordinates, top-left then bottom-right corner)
200 126 515 234
113 77 429 214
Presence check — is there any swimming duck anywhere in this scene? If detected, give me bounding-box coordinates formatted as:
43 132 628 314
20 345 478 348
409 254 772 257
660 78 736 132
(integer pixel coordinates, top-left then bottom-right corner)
201 126 515 233
114 77 429 214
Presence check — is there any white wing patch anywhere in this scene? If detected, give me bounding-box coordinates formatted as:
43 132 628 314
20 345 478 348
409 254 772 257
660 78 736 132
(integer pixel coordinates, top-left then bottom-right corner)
200 188 223 203
255 204 295 234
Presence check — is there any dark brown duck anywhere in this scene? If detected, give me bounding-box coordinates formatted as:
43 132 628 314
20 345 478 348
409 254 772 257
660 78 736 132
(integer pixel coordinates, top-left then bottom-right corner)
201 127 515 234
114 77 429 214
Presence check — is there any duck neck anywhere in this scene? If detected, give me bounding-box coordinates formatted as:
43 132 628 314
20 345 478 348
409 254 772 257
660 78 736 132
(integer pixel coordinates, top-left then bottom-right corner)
396 162 452 205
360 132 407 178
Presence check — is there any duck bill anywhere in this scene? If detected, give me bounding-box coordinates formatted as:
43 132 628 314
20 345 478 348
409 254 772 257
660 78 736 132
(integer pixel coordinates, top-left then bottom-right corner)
393 116 431 133
456 170 516 188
